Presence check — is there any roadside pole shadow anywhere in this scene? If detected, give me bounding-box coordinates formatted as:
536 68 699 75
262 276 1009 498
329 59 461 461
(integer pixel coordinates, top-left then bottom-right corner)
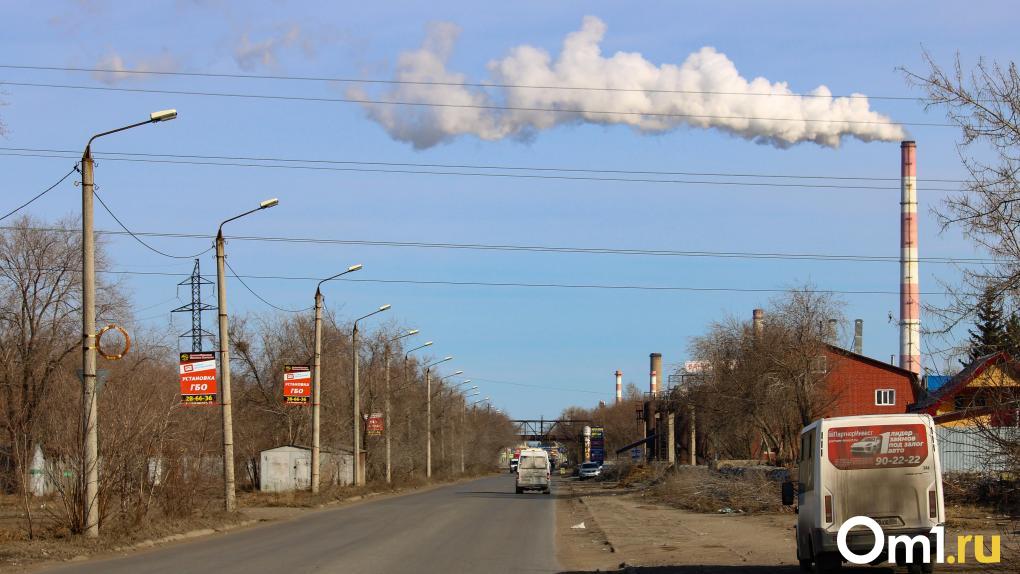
558 566 896 573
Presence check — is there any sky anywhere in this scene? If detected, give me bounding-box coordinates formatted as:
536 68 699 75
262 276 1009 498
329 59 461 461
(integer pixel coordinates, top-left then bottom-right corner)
2 0 1017 420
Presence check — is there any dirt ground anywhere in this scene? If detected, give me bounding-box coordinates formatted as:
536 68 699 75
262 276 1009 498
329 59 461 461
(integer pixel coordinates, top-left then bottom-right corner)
555 476 1011 574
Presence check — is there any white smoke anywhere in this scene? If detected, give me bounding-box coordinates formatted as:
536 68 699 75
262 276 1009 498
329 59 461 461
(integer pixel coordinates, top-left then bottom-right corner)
352 17 905 149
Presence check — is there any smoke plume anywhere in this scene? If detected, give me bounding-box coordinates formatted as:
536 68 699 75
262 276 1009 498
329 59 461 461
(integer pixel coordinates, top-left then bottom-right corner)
352 17 905 149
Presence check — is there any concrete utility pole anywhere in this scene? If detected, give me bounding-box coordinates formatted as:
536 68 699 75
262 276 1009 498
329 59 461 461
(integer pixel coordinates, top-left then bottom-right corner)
384 329 419 483
311 265 363 494
80 109 177 537
424 356 453 479
216 198 279 512
403 341 433 477
352 304 391 487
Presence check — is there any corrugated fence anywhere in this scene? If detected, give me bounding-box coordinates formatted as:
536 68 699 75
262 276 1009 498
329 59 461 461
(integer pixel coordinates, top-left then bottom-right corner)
936 426 1018 473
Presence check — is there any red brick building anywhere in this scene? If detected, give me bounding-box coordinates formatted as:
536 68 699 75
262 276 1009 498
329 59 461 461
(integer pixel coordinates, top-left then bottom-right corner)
821 344 921 417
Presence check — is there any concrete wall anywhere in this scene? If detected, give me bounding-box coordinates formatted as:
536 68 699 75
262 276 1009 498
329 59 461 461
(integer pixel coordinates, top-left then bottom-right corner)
259 446 354 492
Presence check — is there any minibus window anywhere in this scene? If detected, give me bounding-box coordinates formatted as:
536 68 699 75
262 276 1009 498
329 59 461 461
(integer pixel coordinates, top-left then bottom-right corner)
798 430 815 492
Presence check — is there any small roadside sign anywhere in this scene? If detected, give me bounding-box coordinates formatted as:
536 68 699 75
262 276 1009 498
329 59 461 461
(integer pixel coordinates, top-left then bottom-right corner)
283 365 311 405
366 412 384 436
179 352 217 405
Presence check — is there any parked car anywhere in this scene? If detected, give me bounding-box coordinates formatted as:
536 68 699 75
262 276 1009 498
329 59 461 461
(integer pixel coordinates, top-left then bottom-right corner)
578 461 601 480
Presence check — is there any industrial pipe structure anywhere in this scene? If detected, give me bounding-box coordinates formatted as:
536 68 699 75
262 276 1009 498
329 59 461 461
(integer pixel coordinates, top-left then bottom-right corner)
900 141 921 375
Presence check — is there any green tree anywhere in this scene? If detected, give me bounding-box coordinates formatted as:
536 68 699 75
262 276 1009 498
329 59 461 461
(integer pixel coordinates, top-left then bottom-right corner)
965 287 1007 363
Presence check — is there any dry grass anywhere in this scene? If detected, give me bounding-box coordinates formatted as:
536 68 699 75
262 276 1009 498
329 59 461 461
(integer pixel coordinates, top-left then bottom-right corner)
649 466 789 514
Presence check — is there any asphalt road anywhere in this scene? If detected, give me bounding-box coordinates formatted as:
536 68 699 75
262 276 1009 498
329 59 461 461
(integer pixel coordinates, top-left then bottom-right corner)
42 474 559 574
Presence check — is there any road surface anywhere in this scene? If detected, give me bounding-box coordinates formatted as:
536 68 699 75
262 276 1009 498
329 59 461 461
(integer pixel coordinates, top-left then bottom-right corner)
41 474 559 574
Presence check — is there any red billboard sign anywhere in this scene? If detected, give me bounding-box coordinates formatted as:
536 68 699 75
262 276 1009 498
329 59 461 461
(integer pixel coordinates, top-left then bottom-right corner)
179 352 217 405
283 365 311 405
366 412 384 436
827 424 929 470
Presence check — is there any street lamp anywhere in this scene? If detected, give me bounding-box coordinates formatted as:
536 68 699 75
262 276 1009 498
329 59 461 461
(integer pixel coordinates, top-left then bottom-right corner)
310 264 362 494
216 197 279 512
383 328 419 483
352 304 391 486
403 341 432 478
424 356 453 478
80 109 177 538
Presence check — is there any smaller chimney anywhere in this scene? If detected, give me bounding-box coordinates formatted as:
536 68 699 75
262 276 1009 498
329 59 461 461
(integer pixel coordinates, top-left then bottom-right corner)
753 308 764 339
853 319 863 354
615 370 623 403
650 353 662 395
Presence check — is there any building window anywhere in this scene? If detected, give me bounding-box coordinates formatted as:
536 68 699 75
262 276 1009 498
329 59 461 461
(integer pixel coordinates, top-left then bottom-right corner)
811 355 828 373
875 389 896 406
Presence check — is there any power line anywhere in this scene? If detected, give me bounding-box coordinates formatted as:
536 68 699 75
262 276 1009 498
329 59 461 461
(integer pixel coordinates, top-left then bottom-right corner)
223 258 311 313
0 224 997 265
0 265 956 296
1 81 956 128
0 165 77 223
92 189 213 259
0 146 971 184
0 63 932 102
0 151 966 192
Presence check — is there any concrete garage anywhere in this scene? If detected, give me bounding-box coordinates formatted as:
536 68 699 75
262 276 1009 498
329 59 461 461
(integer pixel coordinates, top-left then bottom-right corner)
259 445 355 492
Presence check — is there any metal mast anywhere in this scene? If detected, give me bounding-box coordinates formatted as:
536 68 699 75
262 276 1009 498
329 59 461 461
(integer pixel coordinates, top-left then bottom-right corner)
172 258 216 352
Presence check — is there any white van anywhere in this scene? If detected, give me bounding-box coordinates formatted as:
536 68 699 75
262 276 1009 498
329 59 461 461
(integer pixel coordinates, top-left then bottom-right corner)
784 414 944 573
515 448 551 494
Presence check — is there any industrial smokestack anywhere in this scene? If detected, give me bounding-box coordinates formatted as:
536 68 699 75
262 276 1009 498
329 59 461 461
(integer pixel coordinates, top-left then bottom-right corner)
853 319 863 355
753 308 764 339
650 353 662 395
615 370 623 403
900 141 921 375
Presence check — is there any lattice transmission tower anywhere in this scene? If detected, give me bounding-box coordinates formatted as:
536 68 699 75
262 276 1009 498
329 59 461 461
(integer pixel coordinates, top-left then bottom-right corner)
171 258 216 352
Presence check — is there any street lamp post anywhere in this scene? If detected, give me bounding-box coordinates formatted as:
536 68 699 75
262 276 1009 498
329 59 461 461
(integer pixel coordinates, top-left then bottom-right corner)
460 387 479 473
352 304 391 486
216 198 279 512
435 371 463 475
311 264 363 494
424 356 453 479
403 341 433 478
80 109 177 538
383 329 418 483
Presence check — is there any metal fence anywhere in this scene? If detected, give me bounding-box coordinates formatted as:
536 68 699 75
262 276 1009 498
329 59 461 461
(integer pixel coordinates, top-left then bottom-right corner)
936 426 1018 473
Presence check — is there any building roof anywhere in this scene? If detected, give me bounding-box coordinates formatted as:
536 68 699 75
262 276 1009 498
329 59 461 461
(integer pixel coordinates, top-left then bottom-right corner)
823 344 920 382
911 352 1012 413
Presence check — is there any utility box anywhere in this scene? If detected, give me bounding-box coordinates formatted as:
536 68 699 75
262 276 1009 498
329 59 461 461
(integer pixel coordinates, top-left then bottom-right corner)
259 445 354 492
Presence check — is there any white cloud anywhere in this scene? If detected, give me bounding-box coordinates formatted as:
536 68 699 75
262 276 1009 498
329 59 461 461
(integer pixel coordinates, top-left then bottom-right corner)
234 24 302 71
92 51 180 85
354 16 906 150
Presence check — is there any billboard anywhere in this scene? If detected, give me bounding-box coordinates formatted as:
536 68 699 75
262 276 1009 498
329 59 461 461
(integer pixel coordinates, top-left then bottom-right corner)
282 365 311 405
827 424 929 470
366 413 384 436
590 426 606 463
179 352 216 405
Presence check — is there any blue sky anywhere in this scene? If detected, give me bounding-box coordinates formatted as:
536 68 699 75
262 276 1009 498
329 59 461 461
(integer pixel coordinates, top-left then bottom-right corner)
2 1 1016 419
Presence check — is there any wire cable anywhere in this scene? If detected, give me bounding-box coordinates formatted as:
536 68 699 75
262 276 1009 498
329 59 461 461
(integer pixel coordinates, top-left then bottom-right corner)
0 64 934 101
222 258 312 313
0 265 956 296
92 189 214 259
471 376 606 395
0 224 997 265
1 81 955 128
0 151 966 192
0 145 971 184
0 165 77 223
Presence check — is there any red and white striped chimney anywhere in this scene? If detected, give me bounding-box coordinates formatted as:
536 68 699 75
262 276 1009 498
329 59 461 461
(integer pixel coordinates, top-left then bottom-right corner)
900 141 921 375
615 370 622 403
